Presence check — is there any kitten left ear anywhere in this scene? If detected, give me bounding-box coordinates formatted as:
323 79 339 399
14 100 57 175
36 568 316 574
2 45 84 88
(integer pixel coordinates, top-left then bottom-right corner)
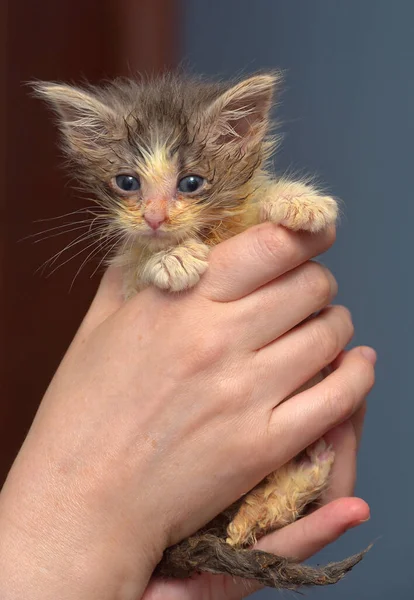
204 73 279 150
32 82 116 122
32 82 119 157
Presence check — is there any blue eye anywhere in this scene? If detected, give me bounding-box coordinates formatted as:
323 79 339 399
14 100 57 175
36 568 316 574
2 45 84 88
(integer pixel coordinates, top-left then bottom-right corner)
115 174 140 192
177 175 205 194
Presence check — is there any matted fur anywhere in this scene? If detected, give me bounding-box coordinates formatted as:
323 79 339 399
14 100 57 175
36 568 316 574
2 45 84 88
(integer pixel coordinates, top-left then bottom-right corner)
156 534 370 589
34 71 368 590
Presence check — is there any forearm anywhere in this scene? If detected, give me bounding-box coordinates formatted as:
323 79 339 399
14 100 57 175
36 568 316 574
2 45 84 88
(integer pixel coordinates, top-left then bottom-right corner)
0 503 157 600
0 450 161 600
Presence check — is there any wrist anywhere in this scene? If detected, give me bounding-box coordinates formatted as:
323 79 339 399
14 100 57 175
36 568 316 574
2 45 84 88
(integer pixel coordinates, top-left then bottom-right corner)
0 506 160 600
0 461 164 600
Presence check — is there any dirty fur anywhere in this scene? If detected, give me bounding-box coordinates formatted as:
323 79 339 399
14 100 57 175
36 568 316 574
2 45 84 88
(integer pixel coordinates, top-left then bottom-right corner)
156 535 370 590
34 72 368 590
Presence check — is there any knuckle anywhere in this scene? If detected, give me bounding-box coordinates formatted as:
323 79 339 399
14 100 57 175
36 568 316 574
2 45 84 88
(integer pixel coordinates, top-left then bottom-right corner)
178 330 226 375
308 319 340 363
308 306 354 363
325 380 356 424
359 358 376 393
325 358 375 425
335 305 355 339
300 262 336 305
254 224 294 264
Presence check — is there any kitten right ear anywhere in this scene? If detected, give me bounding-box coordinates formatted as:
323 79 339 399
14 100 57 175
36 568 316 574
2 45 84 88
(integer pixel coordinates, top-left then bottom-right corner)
203 73 280 152
32 82 119 156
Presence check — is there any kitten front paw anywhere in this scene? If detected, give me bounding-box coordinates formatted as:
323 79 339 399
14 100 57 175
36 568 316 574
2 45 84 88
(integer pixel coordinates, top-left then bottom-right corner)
142 241 209 292
261 183 338 232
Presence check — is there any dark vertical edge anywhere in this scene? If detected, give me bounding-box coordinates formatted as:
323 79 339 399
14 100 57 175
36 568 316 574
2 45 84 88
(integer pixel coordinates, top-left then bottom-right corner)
112 0 182 77
0 2 8 406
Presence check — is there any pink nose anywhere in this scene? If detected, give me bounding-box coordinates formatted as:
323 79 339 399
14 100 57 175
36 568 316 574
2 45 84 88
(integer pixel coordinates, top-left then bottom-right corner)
144 215 165 230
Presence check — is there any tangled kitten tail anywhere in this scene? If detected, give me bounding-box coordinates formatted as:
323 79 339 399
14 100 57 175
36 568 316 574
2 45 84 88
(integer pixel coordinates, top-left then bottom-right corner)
155 534 371 590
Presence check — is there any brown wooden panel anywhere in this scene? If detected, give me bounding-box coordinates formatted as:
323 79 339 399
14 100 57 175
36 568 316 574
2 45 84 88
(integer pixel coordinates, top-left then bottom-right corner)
1 0 180 484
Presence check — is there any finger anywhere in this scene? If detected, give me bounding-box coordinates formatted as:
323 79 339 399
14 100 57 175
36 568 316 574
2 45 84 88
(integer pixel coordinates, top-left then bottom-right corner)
332 347 377 370
322 421 359 502
77 266 125 338
198 222 336 302
257 497 370 559
257 306 354 404
266 347 375 467
235 261 338 350
352 402 367 449
332 348 376 447
306 349 375 505
145 499 370 600
231 497 370 599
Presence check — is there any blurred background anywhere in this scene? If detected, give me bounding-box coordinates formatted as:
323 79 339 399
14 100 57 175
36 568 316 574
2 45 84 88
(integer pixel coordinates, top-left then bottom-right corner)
2 1 413 598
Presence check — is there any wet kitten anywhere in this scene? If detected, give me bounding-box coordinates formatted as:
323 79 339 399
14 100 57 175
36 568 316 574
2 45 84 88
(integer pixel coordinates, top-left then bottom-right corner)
34 73 367 590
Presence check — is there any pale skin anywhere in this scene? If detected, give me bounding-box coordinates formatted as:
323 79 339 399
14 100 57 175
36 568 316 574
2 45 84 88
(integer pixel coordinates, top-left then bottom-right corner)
0 223 375 600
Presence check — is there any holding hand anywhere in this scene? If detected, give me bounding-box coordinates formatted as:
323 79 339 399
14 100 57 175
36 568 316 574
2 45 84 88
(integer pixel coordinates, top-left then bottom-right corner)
0 223 375 600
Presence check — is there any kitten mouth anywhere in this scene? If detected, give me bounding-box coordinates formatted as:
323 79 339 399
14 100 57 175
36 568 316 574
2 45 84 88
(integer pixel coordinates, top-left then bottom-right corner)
127 227 185 248
141 228 172 239
137 227 183 246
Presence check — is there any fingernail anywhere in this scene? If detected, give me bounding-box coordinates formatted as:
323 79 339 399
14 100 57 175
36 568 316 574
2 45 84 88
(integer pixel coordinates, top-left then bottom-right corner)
350 515 370 529
359 347 377 365
359 516 371 523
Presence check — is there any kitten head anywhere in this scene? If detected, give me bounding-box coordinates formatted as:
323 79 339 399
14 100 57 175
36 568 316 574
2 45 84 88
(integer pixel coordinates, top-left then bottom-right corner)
33 72 280 250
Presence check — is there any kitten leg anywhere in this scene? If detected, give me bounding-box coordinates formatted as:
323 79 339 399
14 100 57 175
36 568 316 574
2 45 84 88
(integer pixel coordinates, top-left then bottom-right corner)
226 439 335 548
260 179 338 232
121 263 147 300
141 240 210 292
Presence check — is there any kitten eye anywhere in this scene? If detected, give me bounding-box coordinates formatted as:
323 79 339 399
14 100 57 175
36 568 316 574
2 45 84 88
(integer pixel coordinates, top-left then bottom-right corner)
114 174 140 192
177 175 205 194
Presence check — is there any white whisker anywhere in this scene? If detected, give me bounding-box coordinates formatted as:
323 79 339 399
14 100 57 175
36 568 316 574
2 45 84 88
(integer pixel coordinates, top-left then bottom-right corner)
34 207 104 223
46 236 107 278
69 236 114 291
90 235 122 279
31 224 95 243
36 226 108 275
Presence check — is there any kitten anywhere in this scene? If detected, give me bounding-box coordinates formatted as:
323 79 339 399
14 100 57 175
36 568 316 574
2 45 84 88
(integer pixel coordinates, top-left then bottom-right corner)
34 73 368 590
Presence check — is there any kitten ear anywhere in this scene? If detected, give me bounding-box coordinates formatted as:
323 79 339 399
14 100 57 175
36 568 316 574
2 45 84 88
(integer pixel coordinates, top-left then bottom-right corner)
204 73 279 151
32 82 119 156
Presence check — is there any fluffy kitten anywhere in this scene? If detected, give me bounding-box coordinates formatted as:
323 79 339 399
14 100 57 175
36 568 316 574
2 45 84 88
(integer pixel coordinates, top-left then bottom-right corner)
34 73 367 590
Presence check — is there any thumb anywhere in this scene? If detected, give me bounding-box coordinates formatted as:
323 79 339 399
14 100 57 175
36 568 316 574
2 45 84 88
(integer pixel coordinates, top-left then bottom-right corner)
237 497 370 598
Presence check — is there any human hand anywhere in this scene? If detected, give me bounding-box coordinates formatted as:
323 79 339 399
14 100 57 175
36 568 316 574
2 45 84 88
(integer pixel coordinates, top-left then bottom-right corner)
0 223 375 600
143 348 374 600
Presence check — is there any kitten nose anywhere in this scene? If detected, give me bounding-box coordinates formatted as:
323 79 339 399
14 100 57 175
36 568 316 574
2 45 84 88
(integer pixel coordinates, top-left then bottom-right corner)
144 215 165 230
